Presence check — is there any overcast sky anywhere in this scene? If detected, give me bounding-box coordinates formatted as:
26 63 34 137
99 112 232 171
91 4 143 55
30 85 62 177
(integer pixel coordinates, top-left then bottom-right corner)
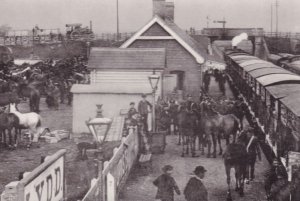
0 0 299 34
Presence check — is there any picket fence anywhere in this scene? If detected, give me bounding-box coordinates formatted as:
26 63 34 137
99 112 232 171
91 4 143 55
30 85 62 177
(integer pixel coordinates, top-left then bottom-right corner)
81 126 139 201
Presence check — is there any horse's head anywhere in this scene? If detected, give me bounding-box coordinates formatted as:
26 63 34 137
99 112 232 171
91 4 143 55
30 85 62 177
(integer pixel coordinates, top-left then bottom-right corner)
237 126 255 145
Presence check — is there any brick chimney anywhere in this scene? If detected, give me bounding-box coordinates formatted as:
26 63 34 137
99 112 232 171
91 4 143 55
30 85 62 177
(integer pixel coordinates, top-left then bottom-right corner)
153 0 166 18
165 2 174 21
153 0 175 21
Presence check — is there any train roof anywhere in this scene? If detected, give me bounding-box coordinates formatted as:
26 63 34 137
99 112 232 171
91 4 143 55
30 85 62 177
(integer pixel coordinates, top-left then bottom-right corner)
239 60 270 67
256 74 300 86
280 93 300 117
243 63 279 72
266 84 300 99
249 68 294 78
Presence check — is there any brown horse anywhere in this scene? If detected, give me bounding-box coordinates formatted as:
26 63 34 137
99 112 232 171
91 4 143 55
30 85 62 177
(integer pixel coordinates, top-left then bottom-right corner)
15 82 40 113
223 129 250 201
177 103 199 157
201 102 240 158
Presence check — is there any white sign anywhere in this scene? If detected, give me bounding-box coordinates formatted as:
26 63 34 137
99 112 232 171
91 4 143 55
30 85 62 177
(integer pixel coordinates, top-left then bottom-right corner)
23 156 64 201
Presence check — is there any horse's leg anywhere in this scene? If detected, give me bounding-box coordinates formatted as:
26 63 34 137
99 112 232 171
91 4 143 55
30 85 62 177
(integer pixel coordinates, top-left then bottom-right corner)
218 133 223 155
207 133 212 158
212 133 217 158
178 127 181 145
225 164 232 201
186 136 189 155
181 135 185 157
235 167 239 191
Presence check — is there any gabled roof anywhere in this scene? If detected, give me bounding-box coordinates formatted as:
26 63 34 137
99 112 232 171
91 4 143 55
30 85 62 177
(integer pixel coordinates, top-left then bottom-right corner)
121 15 205 64
88 48 166 70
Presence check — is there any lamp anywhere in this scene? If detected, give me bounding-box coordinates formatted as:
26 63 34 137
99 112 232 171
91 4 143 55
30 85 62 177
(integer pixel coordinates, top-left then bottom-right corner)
86 105 112 145
148 70 160 131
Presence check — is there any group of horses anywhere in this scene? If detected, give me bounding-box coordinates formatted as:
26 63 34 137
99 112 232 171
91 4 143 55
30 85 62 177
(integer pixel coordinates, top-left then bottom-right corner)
0 56 89 112
0 56 88 148
154 94 299 201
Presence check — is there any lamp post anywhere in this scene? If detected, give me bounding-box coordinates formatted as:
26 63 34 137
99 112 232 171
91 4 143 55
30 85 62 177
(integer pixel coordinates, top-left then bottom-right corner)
148 70 160 132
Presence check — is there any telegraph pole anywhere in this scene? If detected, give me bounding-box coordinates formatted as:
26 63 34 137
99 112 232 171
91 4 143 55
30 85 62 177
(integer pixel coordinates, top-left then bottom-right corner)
116 0 119 41
213 18 227 39
275 0 279 37
206 16 210 28
270 4 273 33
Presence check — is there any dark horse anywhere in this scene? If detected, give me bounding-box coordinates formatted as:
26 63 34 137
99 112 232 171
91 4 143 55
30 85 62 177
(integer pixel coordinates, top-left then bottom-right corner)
177 103 199 157
223 129 250 201
15 82 40 113
264 159 300 201
201 102 240 158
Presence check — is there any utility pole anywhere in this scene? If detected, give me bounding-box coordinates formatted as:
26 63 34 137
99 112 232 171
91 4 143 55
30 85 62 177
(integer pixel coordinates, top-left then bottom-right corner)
275 0 279 37
206 16 210 28
271 4 273 33
116 0 119 41
213 18 227 39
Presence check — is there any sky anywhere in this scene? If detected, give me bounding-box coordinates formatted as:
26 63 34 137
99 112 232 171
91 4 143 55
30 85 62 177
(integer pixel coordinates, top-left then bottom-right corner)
0 0 300 34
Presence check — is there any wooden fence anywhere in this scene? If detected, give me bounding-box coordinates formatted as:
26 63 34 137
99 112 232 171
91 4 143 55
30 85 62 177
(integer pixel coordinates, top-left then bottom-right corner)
82 125 139 201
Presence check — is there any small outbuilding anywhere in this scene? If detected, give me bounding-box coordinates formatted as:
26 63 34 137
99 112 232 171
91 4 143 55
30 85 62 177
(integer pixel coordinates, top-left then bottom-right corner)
71 48 165 133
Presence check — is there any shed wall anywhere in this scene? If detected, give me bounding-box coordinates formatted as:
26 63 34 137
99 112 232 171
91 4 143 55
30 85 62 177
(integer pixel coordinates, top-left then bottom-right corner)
72 92 152 134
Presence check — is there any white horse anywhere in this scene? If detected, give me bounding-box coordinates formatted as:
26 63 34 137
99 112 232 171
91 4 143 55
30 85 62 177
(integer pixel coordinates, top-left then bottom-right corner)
9 103 41 145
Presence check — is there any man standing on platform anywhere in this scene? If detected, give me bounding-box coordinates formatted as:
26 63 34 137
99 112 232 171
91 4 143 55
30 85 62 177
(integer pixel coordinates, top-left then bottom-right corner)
138 94 152 132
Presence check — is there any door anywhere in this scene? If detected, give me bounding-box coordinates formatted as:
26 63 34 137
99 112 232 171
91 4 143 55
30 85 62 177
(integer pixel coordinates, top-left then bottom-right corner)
163 74 177 98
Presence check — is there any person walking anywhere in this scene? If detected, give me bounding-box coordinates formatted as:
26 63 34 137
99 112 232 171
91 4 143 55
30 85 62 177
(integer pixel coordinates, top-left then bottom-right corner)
138 94 152 132
184 166 208 201
153 165 181 201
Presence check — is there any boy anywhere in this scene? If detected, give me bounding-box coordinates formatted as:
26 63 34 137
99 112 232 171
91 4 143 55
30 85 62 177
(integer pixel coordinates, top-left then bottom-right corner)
153 165 181 201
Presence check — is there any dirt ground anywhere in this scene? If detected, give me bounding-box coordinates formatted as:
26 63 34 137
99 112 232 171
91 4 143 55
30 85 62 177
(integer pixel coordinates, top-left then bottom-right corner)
0 98 96 201
119 76 270 201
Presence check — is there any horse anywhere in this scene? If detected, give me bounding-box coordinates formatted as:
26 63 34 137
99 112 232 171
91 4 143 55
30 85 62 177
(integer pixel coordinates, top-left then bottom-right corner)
177 103 199 157
223 129 250 200
0 110 19 148
201 102 240 158
9 103 42 146
15 82 41 113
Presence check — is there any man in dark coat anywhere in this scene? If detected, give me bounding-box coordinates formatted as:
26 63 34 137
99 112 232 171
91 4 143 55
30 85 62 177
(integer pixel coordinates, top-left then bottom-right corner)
153 165 181 201
184 166 208 201
138 94 152 132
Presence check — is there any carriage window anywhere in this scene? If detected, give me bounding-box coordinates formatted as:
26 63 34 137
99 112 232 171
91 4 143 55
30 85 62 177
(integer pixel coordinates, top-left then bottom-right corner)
261 87 266 102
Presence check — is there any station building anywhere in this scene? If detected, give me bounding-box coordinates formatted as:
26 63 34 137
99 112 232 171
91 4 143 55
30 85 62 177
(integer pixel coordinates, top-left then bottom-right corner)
71 0 224 133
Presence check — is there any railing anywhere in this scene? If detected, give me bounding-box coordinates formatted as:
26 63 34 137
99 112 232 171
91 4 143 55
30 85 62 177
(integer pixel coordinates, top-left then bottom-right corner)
82 125 139 201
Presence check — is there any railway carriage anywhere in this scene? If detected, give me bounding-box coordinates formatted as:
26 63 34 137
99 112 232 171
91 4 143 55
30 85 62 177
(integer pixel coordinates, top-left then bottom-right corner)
224 49 300 164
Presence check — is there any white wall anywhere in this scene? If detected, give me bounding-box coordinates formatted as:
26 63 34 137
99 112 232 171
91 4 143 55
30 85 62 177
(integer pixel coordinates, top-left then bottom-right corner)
73 93 154 134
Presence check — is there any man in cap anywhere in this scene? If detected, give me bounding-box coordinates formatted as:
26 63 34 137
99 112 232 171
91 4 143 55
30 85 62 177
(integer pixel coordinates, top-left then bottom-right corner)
153 165 181 201
184 166 208 201
138 94 152 132
186 94 197 115
127 102 138 119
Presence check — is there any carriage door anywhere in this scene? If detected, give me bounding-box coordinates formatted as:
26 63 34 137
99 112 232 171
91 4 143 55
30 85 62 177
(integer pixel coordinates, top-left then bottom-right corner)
170 71 185 100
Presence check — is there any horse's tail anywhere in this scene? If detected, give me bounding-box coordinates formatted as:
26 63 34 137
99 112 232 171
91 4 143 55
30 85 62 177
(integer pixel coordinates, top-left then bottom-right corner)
36 118 41 128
